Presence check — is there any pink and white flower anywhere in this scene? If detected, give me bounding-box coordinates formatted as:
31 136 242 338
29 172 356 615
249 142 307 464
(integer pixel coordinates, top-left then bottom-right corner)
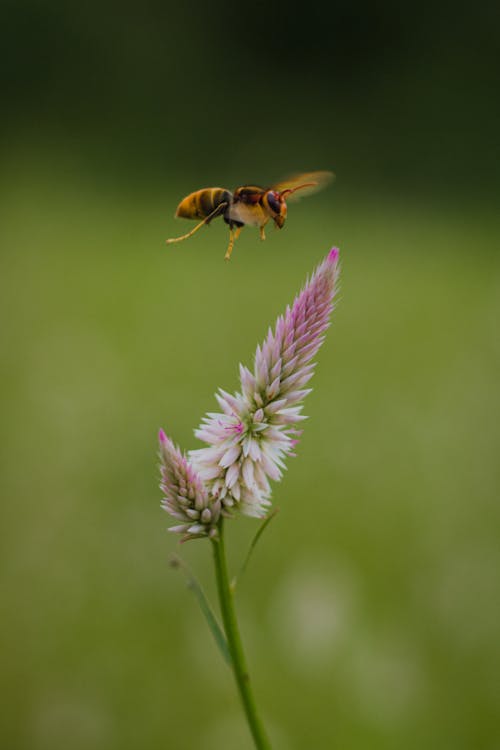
158 429 221 541
189 247 340 517
159 248 340 535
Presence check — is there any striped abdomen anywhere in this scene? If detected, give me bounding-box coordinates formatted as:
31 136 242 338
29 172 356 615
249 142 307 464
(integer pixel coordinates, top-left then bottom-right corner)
175 188 232 221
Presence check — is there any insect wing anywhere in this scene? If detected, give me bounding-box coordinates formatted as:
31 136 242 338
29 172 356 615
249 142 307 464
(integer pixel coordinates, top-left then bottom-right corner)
272 170 334 201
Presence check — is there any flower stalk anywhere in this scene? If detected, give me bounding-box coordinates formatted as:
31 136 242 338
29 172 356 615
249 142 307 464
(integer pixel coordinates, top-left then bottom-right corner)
158 248 341 748
211 518 272 750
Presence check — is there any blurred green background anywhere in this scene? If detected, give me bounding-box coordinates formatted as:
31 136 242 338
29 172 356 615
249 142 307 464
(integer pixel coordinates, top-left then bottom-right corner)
1 1 499 748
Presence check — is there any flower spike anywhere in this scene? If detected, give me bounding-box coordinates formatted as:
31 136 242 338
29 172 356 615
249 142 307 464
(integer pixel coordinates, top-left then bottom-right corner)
158 429 221 541
188 248 340 518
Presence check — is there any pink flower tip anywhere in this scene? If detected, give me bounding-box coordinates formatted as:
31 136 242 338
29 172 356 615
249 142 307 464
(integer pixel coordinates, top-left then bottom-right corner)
328 247 340 263
158 428 167 443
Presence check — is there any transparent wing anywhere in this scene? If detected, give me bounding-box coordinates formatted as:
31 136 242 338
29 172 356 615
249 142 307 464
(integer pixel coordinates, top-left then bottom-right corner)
272 170 334 201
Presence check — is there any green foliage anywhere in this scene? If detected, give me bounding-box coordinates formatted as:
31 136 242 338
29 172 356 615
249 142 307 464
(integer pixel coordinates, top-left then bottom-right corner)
170 555 231 667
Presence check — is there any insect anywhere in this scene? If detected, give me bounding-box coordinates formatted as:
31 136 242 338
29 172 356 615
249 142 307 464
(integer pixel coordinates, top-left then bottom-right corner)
165 171 334 261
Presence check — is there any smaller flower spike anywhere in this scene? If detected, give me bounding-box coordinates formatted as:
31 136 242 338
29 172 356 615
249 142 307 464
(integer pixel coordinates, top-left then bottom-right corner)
158 429 221 541
189 248 341 518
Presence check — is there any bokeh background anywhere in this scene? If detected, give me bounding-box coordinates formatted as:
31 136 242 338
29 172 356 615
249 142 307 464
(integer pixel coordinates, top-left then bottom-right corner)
1 1 499 748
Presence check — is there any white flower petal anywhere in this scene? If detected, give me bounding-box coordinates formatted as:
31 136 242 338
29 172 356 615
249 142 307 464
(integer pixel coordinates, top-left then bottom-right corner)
219 444 241 468
225 463 240 489
242 458 255 489
249 439 261 461
260 452 283 480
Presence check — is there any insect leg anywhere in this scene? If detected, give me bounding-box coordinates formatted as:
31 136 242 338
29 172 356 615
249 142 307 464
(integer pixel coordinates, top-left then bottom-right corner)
165 203 227 246
224 226 243 261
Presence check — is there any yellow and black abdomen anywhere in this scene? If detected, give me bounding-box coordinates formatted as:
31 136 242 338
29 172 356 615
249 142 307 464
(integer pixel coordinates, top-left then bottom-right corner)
175 188 232 221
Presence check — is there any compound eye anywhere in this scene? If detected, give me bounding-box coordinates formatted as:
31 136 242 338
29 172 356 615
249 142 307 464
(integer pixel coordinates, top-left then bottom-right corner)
267 191 281 214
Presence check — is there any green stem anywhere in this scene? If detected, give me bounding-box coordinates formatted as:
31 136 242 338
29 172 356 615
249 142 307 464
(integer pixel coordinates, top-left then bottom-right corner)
211 519 272 750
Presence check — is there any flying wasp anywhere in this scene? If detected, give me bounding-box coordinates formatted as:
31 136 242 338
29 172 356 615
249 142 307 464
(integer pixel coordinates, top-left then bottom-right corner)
165 171 334 261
